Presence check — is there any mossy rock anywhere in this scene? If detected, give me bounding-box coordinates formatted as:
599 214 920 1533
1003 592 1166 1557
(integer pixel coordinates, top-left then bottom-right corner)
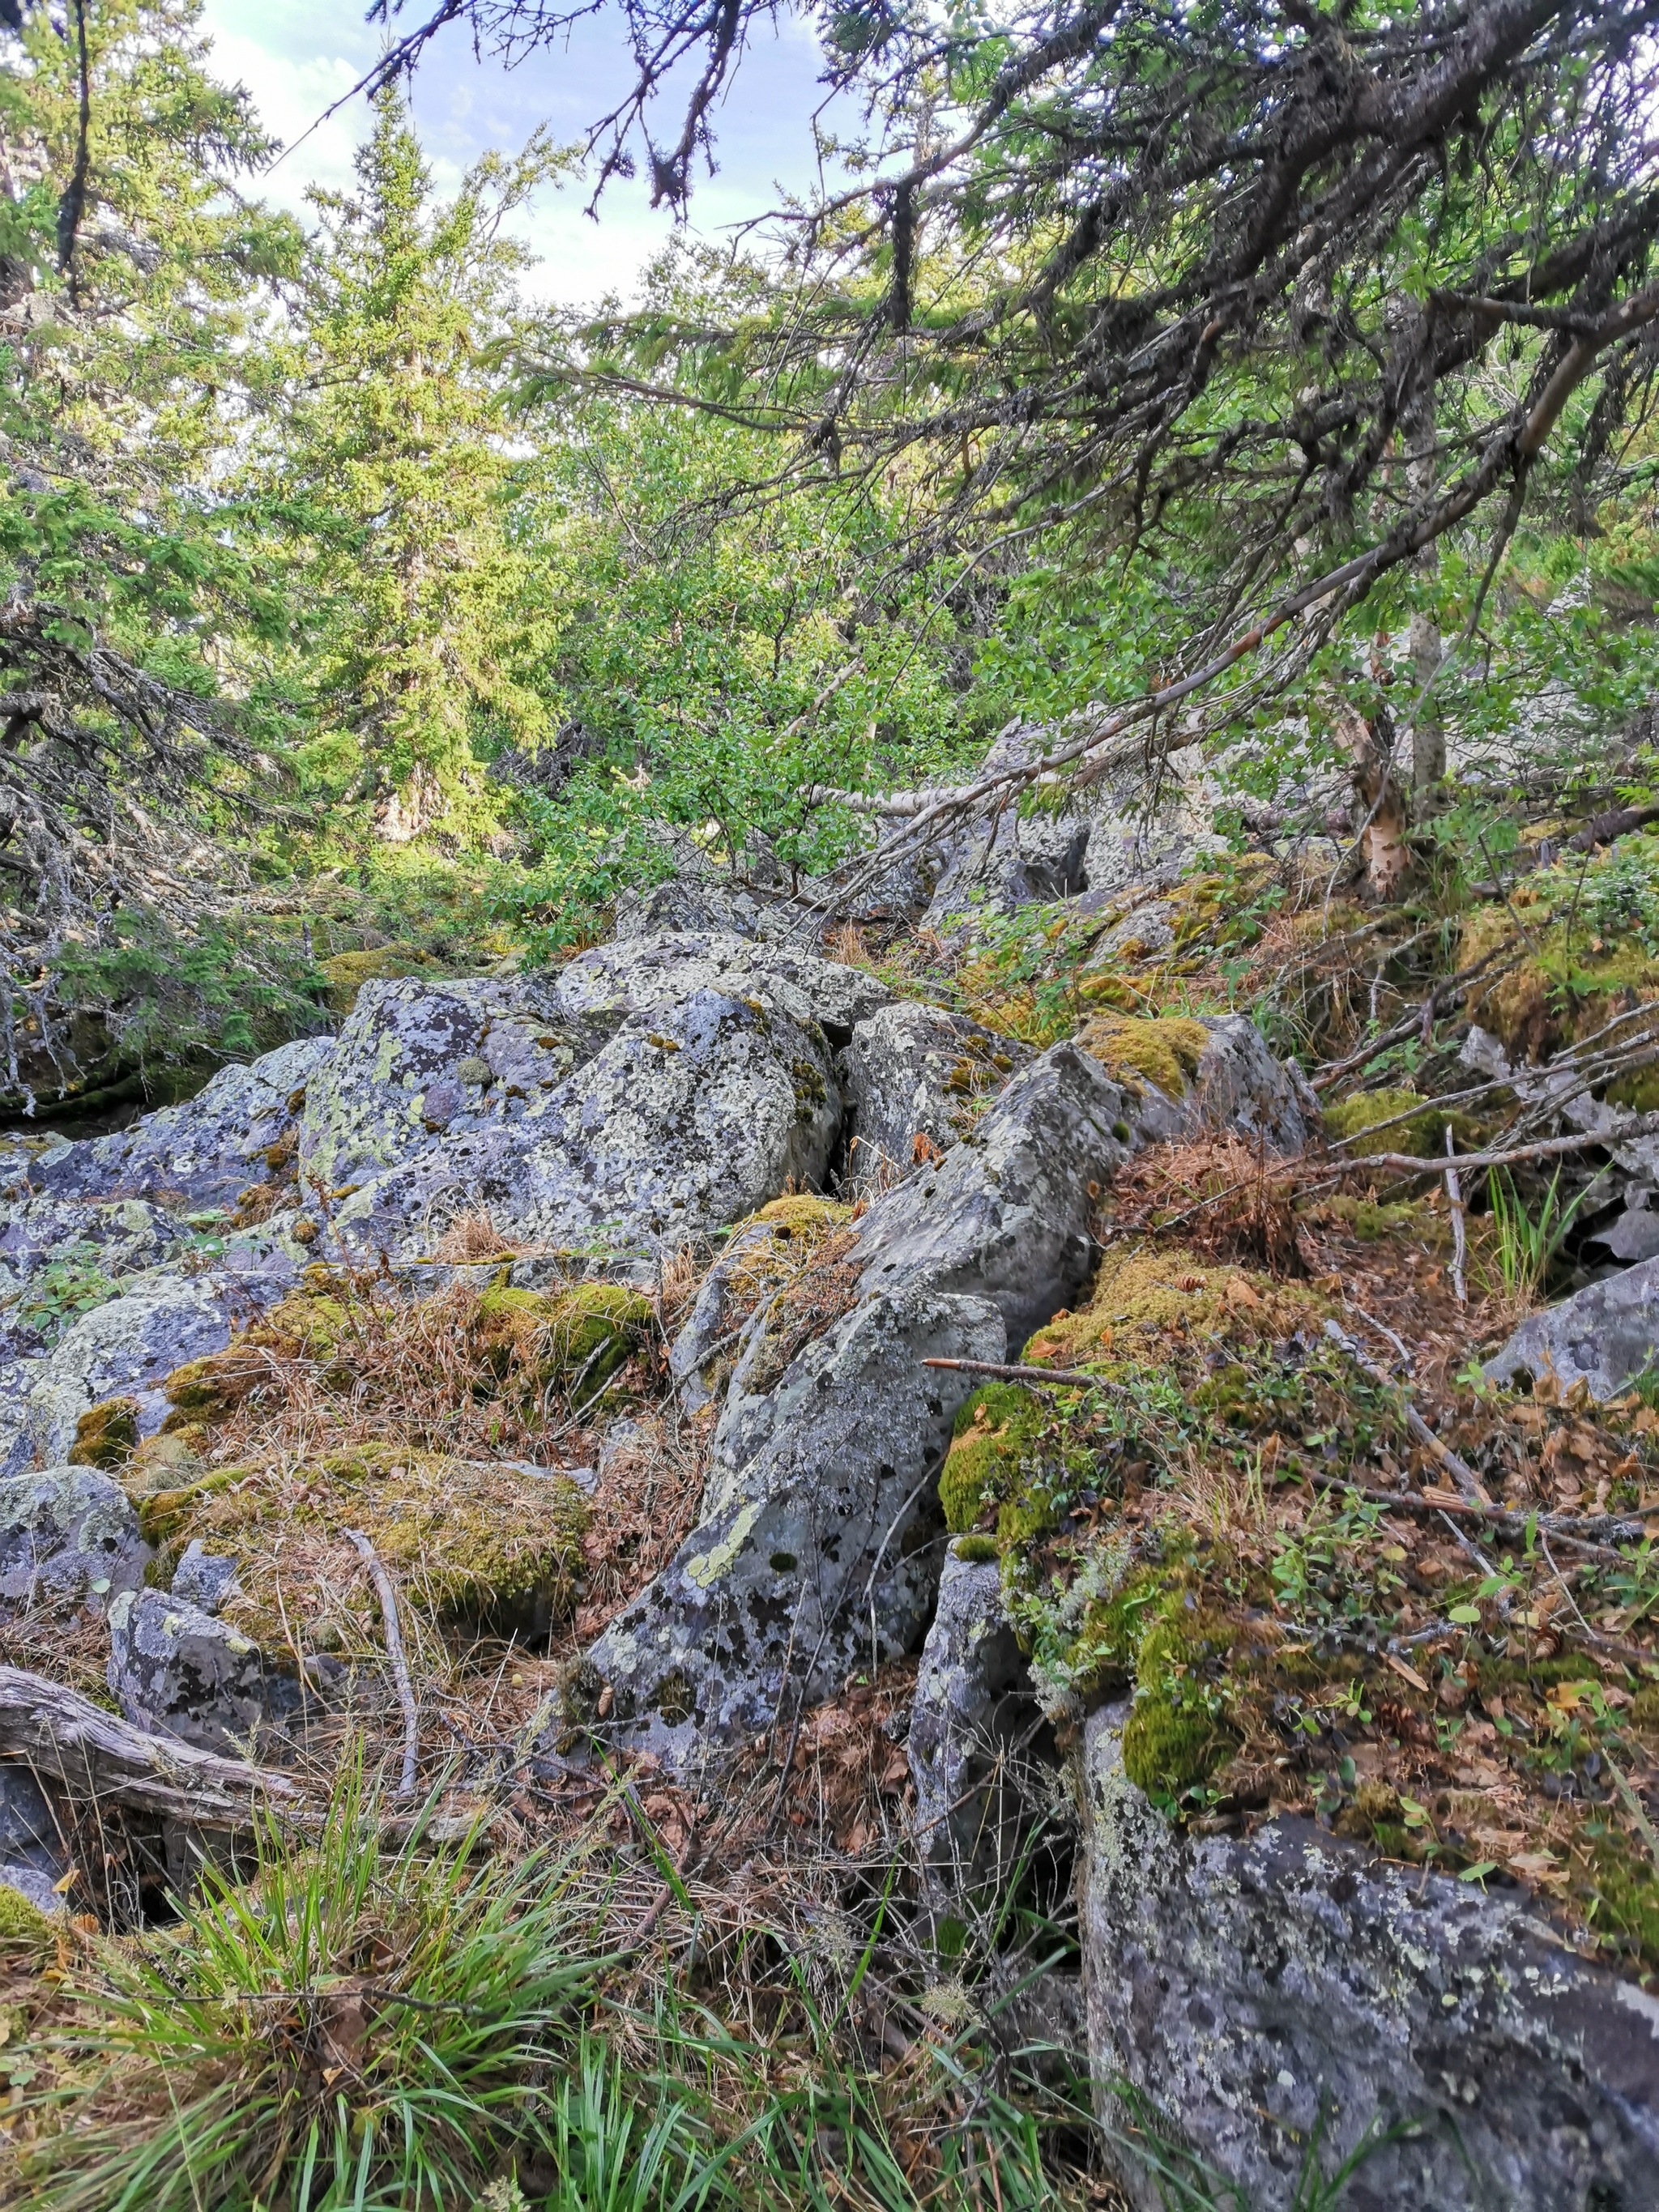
66 1395 139 1470
1038 1245 1330 1370
940 1383 1053 1534
0 1881 54 1951
475 1281 652 1405
1321 1086 1481 1157
1075 1013 1212 1098
318 944 443 1016
1310 1192 1455 1251
149 1443 589 1648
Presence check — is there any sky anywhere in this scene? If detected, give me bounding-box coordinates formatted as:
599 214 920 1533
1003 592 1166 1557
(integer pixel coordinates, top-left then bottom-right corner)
197 0 841 306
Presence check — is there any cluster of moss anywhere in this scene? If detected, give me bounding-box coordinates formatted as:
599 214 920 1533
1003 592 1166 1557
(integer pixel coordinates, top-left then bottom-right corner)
472 1280 653 1409
1459 837 1659 1061
1320 1085 1483 1157
1076 1013 1211 1099
140 1441 589 1652
318 944 446 1016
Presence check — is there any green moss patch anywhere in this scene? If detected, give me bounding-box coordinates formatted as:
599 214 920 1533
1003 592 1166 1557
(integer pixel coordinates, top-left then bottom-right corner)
66 1396 139 1471
147 1443 588 1652
318 944 444 1016
1076 1013 1212 1099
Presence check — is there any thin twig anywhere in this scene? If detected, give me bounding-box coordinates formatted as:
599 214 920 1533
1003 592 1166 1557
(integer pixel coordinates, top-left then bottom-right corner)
348 1528 419 1799
1444 1127 1468 1306
921 1355 1131 1396
1322 1320 1482 1500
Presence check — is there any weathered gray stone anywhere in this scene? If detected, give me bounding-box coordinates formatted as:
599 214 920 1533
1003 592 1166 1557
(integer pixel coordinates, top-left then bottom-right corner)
909 1547 1047 1898
614 877 763 940
839 1003 1029 1184
588 1043 1141 1759
585 1283 1006 1758
0 1252 294 1478
107 1587 306 1758
1178 1013 1311 1156
0 1863 65 1916
33 1036 335 1208
1080 1702 1659 2212
0 1465 145 1615
170 1539 241 1614
848 1042 1139 1351
327 987 842 1268
1486 1255 1659 1400
0 1764 66 1886
296 974 608 1191
548 929 893 1038
0 1191 190 1303
667 1212 811 1416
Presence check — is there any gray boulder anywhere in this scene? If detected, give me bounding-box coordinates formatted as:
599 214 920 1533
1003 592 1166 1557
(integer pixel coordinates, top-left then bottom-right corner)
839 1003 1028 1184
909 1547 1047 1900
107 1587 306 1758
0 1191 190 1306
613 877 763 941
32 1036 334 1209
169 1539 241 1614
0 1763 66 1890
1486 1255 1659 1400
548 929 892 1039
1179 1013 1311 1156
0 1466 145 1615
327 987 842 1269
586 1043 1140 1758
0 1251 294 1478
669 1203 850 1415
296 974 609 1191
586 1283 1005 1756
1081 1701 1659 2212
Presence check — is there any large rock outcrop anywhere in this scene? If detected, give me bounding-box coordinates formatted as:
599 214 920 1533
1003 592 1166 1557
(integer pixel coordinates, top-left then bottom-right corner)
32 1036 334 1209
1081 1700 1659 2212
0 1465 146 1617
584 1042 1138 1755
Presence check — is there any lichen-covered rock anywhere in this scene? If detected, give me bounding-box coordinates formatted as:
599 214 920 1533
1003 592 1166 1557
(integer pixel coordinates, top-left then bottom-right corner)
32 1036 335 1208
0 1254 295 1479
839 1003 1028 1183
169 1538 241 1613
585 1283 1006 1757
107 1585 306 1758
547 929 893 1039
613 878 763 941
1486 1255 1659 1400
0 1465 145 1614
1081 1701 1659 2212
0 1190 190 1306
909 1547 1047 1899
296 974 608 1190
1077 1011 1308 1154
327 987 842 1268
588 1043 1141 1759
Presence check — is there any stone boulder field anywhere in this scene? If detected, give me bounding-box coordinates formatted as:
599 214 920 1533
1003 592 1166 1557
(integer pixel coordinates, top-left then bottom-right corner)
2 792 1659 2210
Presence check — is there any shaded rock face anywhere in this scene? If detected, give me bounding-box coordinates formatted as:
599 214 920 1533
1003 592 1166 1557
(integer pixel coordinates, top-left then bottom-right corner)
1080 1704 1659 2212
838 1004 1030 1183
587 1043 1139 1758
908 1548 1047 1900
0 1466 145 1616
0 1253 294 1478
107 1587 306 1758
1486 1255 1659 1400
33 1036 334 1209
1180 1014 1311 1156
919 722 1227 931
0 1763 68 1909
613 877 763 941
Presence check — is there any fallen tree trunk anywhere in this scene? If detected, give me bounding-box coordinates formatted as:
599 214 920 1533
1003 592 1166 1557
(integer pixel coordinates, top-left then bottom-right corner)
0 1664 306 1830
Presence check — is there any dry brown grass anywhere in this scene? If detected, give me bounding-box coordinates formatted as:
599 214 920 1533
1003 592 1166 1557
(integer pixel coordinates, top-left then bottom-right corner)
1105 1135 1307 1276
573 1412 710 1640
426 1208 523 1264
